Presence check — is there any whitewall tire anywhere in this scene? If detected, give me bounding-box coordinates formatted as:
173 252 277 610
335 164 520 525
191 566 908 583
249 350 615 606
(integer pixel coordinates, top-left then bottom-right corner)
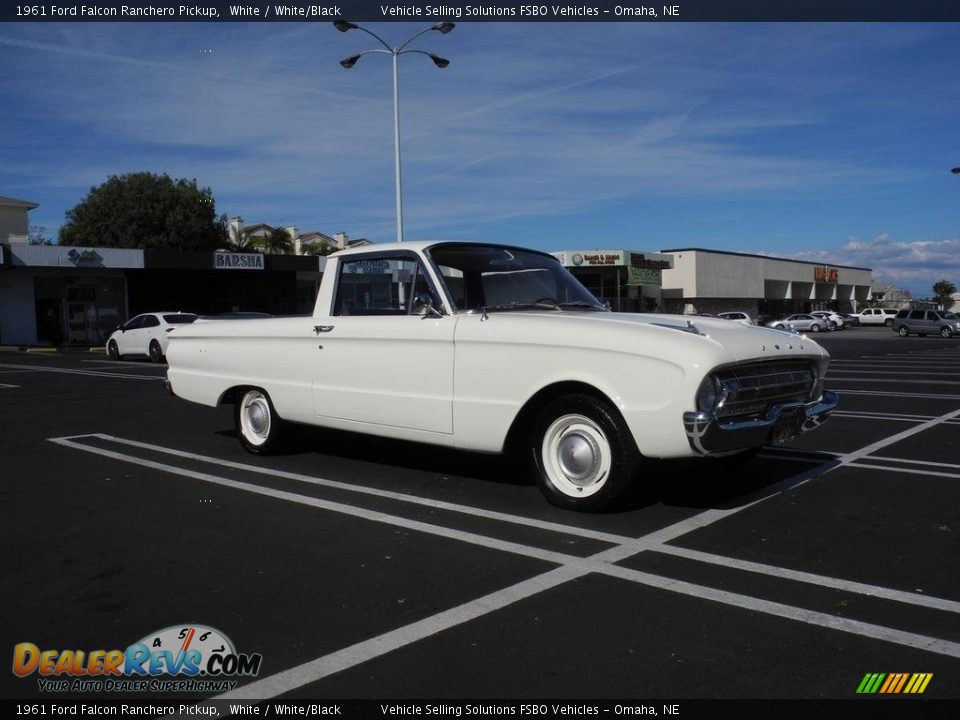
530 394 640 512
235 389 287 455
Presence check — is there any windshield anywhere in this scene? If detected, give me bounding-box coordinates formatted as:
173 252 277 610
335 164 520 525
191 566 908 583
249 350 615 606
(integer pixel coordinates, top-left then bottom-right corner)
427 244 605 313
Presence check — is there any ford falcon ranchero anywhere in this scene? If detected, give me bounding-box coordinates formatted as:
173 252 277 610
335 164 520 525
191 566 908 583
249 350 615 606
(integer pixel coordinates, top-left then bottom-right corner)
164 242 838 511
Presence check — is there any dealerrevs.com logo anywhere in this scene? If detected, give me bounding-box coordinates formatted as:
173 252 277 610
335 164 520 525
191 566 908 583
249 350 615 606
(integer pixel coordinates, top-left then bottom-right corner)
13 624 262 693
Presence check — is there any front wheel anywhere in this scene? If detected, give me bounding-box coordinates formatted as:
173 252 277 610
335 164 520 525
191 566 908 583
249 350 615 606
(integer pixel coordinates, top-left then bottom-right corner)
530 394 640 512
107 340 120 360
898 326 909 337
235 389 288 455
884 318 894 327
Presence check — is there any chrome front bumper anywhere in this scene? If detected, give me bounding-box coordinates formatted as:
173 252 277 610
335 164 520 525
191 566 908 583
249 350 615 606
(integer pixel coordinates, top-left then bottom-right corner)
682 390 839 455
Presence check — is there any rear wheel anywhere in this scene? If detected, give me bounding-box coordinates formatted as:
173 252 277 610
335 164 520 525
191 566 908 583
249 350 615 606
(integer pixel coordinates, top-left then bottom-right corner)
530 394 641 512
148 339 163 363
898 326 909 337
107 340 120 360
810 323 820 332
884 318 894 327
235 389 288 455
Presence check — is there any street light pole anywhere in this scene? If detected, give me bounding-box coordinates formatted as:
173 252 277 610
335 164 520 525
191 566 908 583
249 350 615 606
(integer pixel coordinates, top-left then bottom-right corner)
334 21 455 243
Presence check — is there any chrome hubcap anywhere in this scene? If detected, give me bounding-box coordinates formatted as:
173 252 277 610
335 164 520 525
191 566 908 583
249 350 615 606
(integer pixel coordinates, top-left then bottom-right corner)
248 402 268 434
557 432 600 481
541 413 612 498
240 391 271 444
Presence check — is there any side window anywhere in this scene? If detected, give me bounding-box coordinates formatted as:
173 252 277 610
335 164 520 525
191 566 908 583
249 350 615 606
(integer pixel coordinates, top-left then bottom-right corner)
124 316 144 331
436 264 466 310
334 256 417 316
908 310 925 320
141 315 161 328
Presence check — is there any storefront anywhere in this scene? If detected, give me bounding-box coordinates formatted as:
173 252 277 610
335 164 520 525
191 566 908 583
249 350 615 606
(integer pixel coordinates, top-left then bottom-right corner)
0 244 324 347
551 250 674 312
0 245 139 347
659 248 873 318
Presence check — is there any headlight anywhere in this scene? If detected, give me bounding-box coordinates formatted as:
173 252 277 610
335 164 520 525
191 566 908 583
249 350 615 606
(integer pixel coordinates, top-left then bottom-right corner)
696 376 725 413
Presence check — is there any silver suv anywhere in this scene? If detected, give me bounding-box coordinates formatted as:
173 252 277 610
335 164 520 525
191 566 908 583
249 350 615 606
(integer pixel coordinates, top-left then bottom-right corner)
893 309 960 338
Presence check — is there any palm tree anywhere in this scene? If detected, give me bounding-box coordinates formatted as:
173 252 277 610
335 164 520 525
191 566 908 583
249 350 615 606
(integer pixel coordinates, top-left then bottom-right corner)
261 226 294 255
228 226 258 251
932 279 956 308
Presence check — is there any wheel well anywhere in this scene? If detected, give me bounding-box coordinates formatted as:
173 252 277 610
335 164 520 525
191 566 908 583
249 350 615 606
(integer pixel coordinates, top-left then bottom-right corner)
503 381 632 456
219 385 255 406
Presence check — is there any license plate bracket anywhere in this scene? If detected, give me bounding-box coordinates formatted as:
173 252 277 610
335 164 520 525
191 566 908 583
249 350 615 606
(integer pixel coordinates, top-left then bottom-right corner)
771 408 802 444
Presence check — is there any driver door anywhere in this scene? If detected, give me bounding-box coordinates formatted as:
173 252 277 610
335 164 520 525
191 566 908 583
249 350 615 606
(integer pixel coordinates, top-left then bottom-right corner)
311 253 455 435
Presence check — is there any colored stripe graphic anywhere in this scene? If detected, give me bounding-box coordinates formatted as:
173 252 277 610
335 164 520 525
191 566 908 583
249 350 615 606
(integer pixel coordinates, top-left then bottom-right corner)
857 672 932 694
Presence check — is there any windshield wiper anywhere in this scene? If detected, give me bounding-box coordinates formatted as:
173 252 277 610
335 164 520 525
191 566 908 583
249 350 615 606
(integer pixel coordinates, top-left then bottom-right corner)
478 301 561 319
557 301 607 311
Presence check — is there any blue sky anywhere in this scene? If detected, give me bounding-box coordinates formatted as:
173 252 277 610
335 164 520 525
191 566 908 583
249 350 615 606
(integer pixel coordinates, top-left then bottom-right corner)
1 22 958 294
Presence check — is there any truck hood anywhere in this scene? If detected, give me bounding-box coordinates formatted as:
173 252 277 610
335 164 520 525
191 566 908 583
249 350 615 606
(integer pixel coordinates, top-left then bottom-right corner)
482 310 830 364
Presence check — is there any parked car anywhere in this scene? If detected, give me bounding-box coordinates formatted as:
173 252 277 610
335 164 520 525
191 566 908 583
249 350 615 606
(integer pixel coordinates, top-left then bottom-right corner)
855 307 898 327
106 312 198 362
893 309 960 338
718 311 754 326
166 242 837 512
765 314 827 333
811 310 845 330
839 313 861 328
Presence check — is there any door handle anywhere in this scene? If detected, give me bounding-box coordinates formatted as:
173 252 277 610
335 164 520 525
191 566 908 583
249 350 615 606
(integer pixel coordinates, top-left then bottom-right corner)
313 325 334 335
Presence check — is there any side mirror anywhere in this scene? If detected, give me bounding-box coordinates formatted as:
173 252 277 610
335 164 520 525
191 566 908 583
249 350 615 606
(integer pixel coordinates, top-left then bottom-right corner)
414 292 443 318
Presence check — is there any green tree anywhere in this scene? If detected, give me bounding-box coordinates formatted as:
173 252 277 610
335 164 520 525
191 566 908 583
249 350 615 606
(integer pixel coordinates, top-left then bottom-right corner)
227 226 259 251
59 172 223 251
932 279 956 307
260 226 294 255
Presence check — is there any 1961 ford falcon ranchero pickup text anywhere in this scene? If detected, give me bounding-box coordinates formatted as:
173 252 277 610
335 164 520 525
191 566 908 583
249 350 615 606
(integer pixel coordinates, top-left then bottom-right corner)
165 242 838 511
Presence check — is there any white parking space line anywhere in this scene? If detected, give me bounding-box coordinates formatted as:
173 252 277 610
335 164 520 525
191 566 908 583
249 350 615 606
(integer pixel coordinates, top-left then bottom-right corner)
0 363 163 381
68 433 634 546
652 544 960 614
835 411 934 420
838 389 960 400
832 360 960 366
847 463 960 480
114 431 960 614
829 369 959 376
51 424 960 704
827 378 960 386
868 456 960 470
0 383 19 389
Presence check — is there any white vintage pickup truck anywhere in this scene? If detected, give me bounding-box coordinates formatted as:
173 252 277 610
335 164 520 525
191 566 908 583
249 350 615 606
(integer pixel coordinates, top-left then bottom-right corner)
165 242 838 511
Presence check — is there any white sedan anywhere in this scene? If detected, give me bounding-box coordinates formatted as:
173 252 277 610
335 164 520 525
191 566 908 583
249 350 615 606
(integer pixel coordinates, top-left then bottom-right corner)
166 242 838 511
106 312 198 362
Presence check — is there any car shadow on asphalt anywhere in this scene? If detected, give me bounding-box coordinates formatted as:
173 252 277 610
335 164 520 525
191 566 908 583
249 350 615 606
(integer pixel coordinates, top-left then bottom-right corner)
216 425 838 515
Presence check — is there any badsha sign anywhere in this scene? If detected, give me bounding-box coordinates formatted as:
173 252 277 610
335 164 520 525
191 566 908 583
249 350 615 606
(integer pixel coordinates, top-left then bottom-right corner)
214 252 264 270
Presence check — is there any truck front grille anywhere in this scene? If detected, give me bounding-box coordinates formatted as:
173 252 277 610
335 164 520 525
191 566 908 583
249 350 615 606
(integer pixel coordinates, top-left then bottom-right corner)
713 360 816 421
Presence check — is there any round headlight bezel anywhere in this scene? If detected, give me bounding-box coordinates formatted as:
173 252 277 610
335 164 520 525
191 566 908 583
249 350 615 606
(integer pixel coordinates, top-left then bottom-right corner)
696 375 725 413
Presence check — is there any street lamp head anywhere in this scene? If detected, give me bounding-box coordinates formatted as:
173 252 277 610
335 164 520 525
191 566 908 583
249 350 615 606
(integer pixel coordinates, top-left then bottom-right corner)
333 20 358 32
951 167 960 174
428 53 450 68
340 54 361 69
433 22 456 34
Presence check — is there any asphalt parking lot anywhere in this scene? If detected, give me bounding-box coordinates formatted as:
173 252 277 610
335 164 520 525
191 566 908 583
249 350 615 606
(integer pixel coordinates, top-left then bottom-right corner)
2 325 959 702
